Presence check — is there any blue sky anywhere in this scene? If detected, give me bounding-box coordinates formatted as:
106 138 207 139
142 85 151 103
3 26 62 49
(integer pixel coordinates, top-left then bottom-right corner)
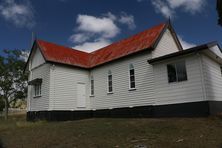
0 0 221 54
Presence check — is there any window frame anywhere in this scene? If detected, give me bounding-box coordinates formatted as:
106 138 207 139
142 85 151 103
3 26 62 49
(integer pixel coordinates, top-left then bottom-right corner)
107 70 113 94
33 83 41 97
167 61 188 83
129 64 136 90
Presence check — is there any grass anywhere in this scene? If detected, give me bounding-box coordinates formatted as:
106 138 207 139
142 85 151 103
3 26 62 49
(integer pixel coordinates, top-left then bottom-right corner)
1 114 222 148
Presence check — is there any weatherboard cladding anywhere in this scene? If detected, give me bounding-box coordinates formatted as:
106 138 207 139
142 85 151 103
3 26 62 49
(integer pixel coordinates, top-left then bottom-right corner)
31 47 45 69
29 64 50 111
202 54 222 102
152 29 179 58
36 23 166 69
152 55 205 106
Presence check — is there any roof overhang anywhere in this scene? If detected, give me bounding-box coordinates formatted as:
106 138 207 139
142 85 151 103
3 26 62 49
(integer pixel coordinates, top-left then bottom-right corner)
28 78 42 85
148 41 219 64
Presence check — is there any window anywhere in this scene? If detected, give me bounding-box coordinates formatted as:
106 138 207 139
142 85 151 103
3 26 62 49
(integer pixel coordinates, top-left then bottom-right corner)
167 61 187 83
90 75 94 96
34 84 41 97
107 70 113 93
220 66 222 76
129 64 136 89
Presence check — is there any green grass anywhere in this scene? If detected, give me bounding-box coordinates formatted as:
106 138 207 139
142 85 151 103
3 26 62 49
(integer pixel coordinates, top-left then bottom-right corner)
1 114 222 148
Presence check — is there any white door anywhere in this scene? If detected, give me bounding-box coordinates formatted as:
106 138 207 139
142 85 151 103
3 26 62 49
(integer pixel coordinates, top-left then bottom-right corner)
77 83 86 108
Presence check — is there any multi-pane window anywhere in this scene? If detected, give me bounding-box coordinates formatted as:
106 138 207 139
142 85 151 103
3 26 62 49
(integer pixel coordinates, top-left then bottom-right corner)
129 64 136 89
107 70 113 93
167 61 187 83
34 84 41 97
90 75 94 96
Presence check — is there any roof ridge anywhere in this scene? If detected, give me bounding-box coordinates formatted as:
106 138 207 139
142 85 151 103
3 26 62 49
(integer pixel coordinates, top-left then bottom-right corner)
90 23 166 54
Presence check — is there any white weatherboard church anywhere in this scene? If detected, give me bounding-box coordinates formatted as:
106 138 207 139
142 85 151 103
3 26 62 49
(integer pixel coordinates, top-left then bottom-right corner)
25 22 222 121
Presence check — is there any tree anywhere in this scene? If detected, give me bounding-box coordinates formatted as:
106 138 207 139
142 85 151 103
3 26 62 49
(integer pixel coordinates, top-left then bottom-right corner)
0 96 4 112
217 0 222 26
0 49 28 120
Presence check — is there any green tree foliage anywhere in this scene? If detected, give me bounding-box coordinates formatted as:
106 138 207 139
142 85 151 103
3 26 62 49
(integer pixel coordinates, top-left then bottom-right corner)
0 49 28 119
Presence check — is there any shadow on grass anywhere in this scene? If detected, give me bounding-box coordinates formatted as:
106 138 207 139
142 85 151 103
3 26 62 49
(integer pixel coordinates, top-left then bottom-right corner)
0 139 4 148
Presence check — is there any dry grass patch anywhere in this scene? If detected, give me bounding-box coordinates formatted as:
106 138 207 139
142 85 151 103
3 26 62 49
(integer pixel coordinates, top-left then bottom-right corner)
0 114 222 148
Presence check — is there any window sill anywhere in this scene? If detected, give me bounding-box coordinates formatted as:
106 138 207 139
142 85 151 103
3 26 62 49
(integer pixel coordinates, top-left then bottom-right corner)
128 88 136 91
168 79 188 84
33 95 41 98
89 95 95 97
107 92 113 94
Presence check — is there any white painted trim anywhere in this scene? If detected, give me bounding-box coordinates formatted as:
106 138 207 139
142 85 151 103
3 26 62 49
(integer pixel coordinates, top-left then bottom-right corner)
128 88 136 91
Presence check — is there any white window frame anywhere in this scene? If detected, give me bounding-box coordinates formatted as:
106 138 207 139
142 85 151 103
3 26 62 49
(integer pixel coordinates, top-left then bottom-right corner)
107 70 113 94
34 83 41 97
90 75 94 96
129 64 136 90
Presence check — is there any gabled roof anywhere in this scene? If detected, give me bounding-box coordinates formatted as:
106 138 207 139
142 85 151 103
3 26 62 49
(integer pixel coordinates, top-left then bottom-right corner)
37 40 91 68
148 41 220 64
25 22 182 70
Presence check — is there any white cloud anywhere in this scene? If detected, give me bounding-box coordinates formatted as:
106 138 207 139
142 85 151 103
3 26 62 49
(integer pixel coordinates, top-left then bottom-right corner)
166 0 205 14
0 0 35 28
76 14 120 38
104 12 117 21
73 39 111 52
178 36 196 49
70 12 136 52
119 12 136 30
151 0 174 18
149 0 206 18
20 50 30 61
69 33 91 43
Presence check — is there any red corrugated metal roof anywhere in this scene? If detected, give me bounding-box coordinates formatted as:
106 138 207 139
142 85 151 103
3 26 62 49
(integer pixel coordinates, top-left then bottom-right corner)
37 40 91 68
36 23 166 68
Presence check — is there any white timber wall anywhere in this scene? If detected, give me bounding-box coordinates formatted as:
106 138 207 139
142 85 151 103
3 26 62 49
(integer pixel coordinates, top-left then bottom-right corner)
49 64 90 110
202 54 222 101
152 29 180 58
90 51 155 110
27 75 31 111
31 48 45 69
209 46 222 59
29 64 50 111
152 54 205 105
